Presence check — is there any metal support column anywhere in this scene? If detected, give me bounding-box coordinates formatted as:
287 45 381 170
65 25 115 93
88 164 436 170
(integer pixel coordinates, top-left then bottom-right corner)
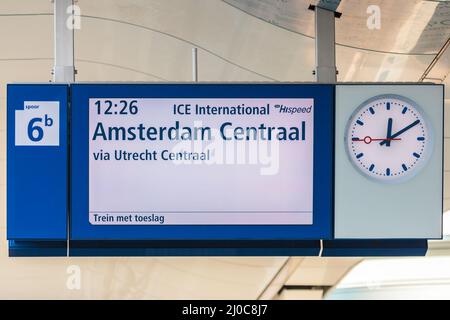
53 0 75 82
309 4 340 83
192 47 198 82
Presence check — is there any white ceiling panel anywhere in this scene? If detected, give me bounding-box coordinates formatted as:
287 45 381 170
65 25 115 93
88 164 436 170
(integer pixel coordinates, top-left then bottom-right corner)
277 289 324 300
337 47 434 82
0 0 51 13
75 0 316 82
225 0 450 54
286 257 361 286
0 253 288 299
337 0 449 54
0 15 52 59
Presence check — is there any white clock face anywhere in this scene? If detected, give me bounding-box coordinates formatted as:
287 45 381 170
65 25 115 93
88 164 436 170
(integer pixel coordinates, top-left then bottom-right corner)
345 95 433 183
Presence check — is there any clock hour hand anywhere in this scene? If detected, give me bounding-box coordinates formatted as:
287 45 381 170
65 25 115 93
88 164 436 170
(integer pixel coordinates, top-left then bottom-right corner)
380 119 420 146
385 118 393 147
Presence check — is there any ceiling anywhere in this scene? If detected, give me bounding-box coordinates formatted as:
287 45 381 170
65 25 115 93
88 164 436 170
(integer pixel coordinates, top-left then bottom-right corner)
0 0 449 299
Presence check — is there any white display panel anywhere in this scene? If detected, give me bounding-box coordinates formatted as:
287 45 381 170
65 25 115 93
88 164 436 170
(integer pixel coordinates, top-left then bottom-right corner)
88 98 314 225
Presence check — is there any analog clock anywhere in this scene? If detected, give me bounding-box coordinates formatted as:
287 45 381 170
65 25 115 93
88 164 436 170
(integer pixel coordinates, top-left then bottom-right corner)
345 94 433 183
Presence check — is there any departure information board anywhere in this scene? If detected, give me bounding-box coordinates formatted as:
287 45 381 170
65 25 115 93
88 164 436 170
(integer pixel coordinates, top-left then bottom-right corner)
71 84 334 240
7 83 442 256
89 98 314 226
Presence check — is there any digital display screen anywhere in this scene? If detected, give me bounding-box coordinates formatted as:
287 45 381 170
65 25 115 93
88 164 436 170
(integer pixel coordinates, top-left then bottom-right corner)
88 98 314 225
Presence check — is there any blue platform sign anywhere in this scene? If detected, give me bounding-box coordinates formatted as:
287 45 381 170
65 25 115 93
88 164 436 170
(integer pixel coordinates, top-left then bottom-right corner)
7 84 68 242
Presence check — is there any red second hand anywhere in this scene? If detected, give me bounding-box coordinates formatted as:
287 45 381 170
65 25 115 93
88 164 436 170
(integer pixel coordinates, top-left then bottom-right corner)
353 136 401 144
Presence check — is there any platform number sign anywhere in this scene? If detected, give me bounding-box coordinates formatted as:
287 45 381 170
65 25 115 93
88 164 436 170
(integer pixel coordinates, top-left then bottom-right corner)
345 94 432 183
15 101 59 146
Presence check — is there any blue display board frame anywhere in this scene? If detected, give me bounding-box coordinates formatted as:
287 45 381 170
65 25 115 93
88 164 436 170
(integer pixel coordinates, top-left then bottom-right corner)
7 84 69 241
70 83 335 241
7 83 432 256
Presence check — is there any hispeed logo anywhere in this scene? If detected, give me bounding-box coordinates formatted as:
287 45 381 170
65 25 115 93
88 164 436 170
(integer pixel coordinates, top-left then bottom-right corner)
15 101 59 146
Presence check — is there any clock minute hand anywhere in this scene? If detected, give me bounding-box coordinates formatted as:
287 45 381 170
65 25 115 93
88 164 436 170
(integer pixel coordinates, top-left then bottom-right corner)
380 119 420 146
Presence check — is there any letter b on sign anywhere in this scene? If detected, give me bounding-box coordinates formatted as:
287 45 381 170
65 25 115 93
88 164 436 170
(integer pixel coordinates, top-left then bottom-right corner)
15 101 60 146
